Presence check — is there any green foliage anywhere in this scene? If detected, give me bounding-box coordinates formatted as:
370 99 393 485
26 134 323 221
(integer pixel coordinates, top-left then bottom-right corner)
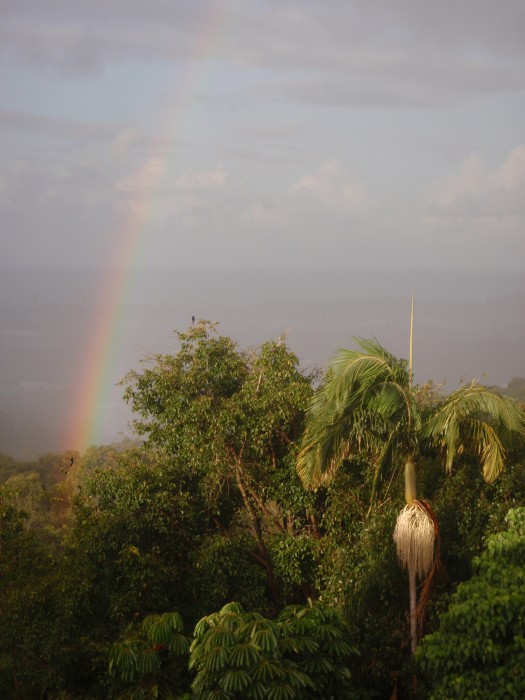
128 331 298 458
121 322 314 606
0 326 313 698
189 600 356 699
122 322 312 484
417 507 525 699
297 337 525 685
108 611 190 698
298 337 416 494
0 499 69 698
419 457 525 588
191 534 268 612
62 447 203 626
2 327 525 699
0 452 29 481
422 382 525 482
1 472 47 527
271 534 317 599
315 475 409 697
298 338 525 494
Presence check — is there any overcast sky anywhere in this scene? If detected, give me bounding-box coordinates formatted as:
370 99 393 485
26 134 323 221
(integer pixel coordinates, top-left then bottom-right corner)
1 0 524 271
1 1 525 455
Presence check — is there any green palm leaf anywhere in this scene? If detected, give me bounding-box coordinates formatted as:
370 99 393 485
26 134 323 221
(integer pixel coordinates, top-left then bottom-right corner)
370 431 395 504
278 636 319 655
423 383 525 481
299 339 525 493
282 666 312 689
108 640 138 676
298 337 412 491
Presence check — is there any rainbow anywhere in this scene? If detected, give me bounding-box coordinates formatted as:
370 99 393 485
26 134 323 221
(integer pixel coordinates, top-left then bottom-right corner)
65 3 229 452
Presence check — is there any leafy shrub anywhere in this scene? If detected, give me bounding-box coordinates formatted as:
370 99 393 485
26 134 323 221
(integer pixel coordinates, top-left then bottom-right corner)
108 611 191 698
417 507 525 699
189 600 357 699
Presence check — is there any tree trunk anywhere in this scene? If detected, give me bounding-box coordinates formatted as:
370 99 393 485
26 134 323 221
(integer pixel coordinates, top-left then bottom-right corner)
408 560 417 655
405 457 416 506
233 464 279 602
405 457 418 655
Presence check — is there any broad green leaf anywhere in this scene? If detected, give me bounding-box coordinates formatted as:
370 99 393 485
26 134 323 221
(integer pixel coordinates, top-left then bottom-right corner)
135 649 161 675
219 668 252 693
228 642 260 668
251 658 284 683
169 633 190 655
161 611 184 632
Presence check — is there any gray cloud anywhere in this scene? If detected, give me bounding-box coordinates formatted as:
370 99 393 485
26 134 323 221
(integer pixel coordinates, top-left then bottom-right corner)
1 1 524 104
427 146 525 218
1 1 524 455
0 2 523 270
0 109 121 142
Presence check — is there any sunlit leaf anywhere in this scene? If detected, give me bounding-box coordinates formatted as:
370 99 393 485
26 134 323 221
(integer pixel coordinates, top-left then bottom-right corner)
228 642 260 668
219 668 252 693
205 645 231 673
144 618 172 645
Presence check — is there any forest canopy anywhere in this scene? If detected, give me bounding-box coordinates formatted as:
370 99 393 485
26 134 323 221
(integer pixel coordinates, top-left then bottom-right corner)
1 322 524 699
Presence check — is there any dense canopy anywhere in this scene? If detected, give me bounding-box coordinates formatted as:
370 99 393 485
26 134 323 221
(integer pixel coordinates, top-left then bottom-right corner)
1 326 524 698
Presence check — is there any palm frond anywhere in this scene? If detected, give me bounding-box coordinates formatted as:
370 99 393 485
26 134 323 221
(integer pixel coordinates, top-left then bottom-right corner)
297 338 411 488
461 418 506 482
422 382 525 480
370 431 395 503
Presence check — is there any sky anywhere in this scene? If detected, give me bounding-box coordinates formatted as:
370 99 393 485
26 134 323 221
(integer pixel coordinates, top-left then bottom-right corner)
1 0 524 271
0 1 524 455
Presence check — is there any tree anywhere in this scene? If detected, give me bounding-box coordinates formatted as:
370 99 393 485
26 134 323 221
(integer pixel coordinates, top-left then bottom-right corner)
297 338 525 653
417 507 525 699
2 472 47 528
122 322 314 606
189 600 355 699
108 611 190 699
0 496 68 698
108 600 356 699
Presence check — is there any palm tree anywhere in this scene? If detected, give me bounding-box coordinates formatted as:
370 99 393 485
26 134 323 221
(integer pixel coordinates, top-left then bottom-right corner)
297 338 525 653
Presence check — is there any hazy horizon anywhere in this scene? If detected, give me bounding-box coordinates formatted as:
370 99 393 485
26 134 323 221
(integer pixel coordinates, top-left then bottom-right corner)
1 264 524 459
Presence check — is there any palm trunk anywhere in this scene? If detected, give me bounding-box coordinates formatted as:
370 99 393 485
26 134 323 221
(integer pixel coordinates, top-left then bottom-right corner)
408 560 417 655
405 457 416 506
405 457 418 655
396 457 436 656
